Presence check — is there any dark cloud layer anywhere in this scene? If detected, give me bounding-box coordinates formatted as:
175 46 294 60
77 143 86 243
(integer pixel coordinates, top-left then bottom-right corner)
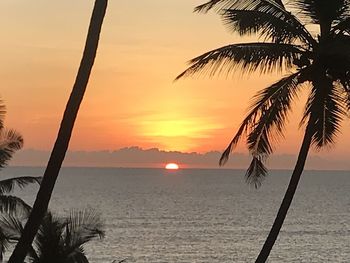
9 147 350 170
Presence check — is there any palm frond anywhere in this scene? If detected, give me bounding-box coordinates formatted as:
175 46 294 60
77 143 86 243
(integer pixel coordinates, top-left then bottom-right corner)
0 229 11 261
194 0 284 13
66 248 89 263
176 43 304 80
194 0 316 46
245 155 268 188
333 17 350 34
32 212 64 263
195 0 235 13
292 0 348 26
0 214 22 260
345 92 350 113
65 209 104 250
0 129 23 169
0 214 38 261
222 9 310 44
0 213 24 242
247 71 302 156
0 176 41 195
28 209 104 263
0 101 6 130
0 209 103 263
339 78 350 111
301 76 347 148
243 72 301 187
0 195 32 215
219 71 303 165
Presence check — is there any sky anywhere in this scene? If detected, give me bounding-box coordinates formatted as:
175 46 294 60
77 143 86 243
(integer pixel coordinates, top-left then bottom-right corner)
1 0 350 168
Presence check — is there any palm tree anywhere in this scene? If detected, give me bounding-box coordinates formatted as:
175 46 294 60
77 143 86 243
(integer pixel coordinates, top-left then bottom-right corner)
0 102 41 218
0 100 41 260
177 0 350 261
8 1 108 262
0 209 104 263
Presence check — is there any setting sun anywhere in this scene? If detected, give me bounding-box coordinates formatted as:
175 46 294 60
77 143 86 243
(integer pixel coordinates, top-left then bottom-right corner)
165 163 179 170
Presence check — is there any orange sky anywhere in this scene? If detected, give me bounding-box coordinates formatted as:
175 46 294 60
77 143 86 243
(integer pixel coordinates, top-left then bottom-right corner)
1 0 350 160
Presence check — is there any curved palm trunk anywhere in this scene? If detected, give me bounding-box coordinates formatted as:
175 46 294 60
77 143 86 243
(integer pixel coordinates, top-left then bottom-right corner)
255 120 314 263
8 1 108 262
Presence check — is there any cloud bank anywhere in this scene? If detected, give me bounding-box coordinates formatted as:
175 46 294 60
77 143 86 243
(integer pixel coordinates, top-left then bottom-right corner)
9 147 350 170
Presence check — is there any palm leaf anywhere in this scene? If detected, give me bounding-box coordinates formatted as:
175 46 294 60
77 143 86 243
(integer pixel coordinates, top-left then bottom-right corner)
292 0 349 25
301 75 347 148
0 230 11 261
66 248 89 263
194 0 284 13
176 43 305 80
0 101 6 130
333 17 350 34
247 71 302 156
0 214 38 261
28 209 104 263
0 214 21 261
0 213 23 242
32 212 64 263
0 129 23 169
219 71 303 165
241 71 302 187
245 156 268 188
0 195 32 215
222 9 310 44
0 176 41 195
194 0 316 46
339 78 350 111
65 209 104 250
345 91 350 113
113 259 129 263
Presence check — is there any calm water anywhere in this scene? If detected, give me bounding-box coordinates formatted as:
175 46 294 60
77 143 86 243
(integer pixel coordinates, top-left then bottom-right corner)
3 167 350 262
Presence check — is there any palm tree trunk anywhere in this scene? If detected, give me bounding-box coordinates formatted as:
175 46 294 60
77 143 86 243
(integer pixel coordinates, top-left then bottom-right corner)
255 119 314 263
8 1 108 262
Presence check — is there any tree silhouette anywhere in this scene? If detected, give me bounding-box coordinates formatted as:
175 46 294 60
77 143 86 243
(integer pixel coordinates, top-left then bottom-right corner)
0 99 41 260
8 1 108 262
1 209 104 263
177 0 350 261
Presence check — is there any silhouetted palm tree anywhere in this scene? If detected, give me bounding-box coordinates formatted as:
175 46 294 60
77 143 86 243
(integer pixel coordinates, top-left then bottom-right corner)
177 0 350 261
8 1 108 262
0 101 24 180
0 100 41 260
0 209 104 263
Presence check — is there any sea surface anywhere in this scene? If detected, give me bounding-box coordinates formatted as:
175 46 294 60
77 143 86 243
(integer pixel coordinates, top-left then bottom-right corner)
3 167 350 262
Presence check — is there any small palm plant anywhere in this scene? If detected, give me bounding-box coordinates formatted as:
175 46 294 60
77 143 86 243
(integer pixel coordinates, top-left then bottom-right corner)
0 99 41 259
0 209 104 263
177 0 350 261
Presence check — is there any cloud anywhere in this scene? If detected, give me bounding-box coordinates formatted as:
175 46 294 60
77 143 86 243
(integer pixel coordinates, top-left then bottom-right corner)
9 147 350 170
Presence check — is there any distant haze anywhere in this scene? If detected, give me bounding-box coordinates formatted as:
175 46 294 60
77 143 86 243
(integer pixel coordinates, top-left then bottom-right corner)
9 147 350 170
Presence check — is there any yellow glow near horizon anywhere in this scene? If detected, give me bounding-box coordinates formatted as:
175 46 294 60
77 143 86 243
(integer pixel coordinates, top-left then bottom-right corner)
143 119 213 138
137 114 224 152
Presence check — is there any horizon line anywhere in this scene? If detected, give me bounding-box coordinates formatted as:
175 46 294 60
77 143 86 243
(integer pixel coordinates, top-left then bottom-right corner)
5 165 350 172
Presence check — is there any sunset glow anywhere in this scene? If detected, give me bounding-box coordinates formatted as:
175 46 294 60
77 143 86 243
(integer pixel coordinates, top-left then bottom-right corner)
0 0 350 167
165 163 179 170
0 0 289 155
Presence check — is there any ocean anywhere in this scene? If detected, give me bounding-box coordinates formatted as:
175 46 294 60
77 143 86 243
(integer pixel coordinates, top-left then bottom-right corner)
3 167 350 262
